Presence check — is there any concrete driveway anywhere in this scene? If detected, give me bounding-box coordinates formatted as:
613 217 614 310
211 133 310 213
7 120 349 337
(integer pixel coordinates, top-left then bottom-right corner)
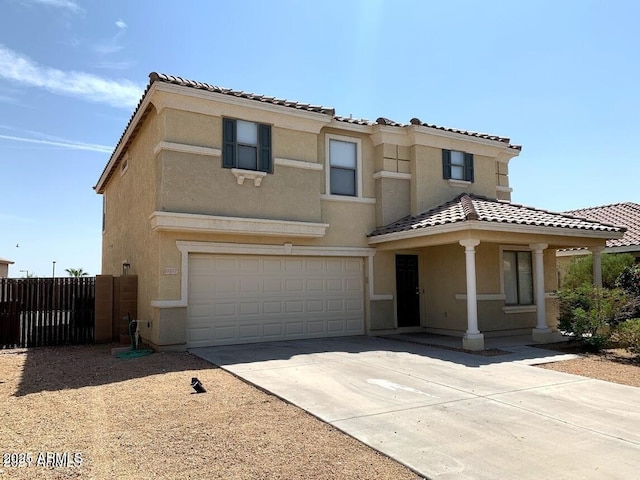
191 336 640 480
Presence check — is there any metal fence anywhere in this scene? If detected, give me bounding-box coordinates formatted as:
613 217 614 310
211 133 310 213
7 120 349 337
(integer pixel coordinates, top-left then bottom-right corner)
0 277 95 348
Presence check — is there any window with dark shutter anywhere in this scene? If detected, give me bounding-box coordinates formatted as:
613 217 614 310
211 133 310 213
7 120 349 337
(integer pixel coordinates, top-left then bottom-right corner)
222 118 272 173
442 149 473 182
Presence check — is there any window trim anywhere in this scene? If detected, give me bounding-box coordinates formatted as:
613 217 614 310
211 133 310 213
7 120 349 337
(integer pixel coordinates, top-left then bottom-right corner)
442 149 474 182
325 133 362 198
222 118 272 173
500 246 535 306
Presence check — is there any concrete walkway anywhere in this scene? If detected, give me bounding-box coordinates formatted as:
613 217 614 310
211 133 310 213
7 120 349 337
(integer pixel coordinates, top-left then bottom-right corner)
191 336 640 480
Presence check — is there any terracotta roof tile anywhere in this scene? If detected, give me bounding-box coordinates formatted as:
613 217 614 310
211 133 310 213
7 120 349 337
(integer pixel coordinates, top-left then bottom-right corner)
368 194 625 238
150 73 336 115
565 203 640 249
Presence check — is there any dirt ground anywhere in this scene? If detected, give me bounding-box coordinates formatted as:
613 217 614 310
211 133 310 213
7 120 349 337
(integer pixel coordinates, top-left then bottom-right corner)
535 343 640 387
1 342 637 479
0 345 422 480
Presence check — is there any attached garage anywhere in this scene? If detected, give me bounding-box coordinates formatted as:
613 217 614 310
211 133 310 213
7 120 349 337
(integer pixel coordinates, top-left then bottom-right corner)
186 254 365 347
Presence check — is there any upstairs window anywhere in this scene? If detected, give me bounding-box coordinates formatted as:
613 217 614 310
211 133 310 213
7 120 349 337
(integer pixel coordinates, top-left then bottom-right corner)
222 118 272 172
503 250 533 305
329 138 358 196
443 149 473 182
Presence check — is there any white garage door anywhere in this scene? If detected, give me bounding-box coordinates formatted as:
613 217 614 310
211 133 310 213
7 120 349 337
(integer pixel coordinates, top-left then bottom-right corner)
187 254 365 347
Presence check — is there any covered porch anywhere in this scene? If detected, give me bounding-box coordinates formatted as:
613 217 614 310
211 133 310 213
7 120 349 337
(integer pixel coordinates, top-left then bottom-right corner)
367 194 626 350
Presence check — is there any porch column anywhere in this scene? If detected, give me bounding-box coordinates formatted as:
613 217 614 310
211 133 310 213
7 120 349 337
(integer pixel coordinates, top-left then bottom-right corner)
590 246 605 288
530 243 553 343
459 239 484 351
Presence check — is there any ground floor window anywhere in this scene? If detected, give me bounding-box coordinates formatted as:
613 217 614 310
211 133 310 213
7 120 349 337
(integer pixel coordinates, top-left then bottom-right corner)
503 250 533 305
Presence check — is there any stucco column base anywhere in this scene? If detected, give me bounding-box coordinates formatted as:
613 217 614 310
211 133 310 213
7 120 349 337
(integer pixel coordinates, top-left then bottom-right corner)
531 328 554 344
462 333 485 351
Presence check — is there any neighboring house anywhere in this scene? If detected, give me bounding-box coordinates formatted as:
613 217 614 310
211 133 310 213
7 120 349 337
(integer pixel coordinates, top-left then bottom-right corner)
0 257 14 278
94 72 624 351
558 202 640 264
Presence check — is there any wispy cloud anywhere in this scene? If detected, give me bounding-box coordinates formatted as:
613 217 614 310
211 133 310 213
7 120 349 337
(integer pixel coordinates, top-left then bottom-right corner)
21 0 83 13
0 44 144 108
0 134 112 153
94 19 129 55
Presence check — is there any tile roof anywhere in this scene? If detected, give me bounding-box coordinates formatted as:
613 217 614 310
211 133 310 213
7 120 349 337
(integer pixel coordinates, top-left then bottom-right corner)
368 194 625 238
564 203 640 249
150 73 336 115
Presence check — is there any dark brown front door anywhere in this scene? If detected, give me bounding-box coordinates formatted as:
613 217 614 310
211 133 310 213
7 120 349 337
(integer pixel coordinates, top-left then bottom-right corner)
396 255 420 327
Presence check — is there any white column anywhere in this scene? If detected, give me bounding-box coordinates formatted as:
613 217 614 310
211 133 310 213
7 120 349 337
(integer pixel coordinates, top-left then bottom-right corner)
530 243 553 342
459 239 484 350
590 246 605 288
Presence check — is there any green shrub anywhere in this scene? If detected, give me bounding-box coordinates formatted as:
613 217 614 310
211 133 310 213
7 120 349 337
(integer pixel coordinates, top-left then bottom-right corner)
615 264 640 296
611 319 640 355
561 253 635 289
557 285 628 352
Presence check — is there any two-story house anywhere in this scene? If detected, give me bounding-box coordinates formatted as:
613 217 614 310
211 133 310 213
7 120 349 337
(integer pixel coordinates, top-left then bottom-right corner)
95 73 624 351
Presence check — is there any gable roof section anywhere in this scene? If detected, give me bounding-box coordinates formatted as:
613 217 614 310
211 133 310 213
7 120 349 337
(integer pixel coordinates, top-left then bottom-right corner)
368 194 625 241
95 72 521 192
564 203 640 250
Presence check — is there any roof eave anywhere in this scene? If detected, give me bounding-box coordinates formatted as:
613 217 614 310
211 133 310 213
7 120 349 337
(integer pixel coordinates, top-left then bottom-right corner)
94 83 158 194
367 220 624 245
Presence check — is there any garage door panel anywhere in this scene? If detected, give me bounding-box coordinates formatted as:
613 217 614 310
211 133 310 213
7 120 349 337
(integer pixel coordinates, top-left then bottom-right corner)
187 254 364 347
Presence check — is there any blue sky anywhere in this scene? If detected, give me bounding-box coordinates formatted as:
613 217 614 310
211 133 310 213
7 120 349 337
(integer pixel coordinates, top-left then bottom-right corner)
1 0 638 277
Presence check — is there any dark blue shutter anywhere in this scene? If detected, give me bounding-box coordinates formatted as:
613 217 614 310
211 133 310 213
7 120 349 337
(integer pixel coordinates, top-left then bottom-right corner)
222 118 236 169
464 153 474 182
258 124 272 172
442 149 451 179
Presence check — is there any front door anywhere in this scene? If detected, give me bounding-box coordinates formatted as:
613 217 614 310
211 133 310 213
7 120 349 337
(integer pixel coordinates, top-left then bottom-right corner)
395 254 420 327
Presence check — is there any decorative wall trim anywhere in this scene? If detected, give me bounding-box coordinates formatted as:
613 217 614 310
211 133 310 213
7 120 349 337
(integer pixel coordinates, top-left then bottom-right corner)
274 157 323 170
153 141 222 157
448 179 472 188
230 168 267 186
496 185 513 193
373 171 412 180
149 211 329 238
320 194 376 204
503 305 537 314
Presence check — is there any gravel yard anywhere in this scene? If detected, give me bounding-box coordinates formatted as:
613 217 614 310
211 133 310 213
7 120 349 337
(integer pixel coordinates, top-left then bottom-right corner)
1 341 637 479
0 345 421 480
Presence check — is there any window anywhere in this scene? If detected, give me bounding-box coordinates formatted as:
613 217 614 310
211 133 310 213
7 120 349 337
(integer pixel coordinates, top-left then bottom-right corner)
503 251 533 305
329 138 358 196
222 118 272 172
442 149 473 182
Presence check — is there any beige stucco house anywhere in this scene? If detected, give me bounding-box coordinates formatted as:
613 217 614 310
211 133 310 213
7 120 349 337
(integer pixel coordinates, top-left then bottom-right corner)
95 72 625 351
0 257 14 278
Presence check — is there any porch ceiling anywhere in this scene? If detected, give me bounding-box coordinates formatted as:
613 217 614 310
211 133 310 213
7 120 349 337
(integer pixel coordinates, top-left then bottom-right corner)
368 194 626 248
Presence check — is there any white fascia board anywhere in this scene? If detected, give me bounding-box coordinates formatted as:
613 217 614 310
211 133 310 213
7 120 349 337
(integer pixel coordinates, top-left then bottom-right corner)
154 83 333 128
368 220 624 245
150 211 329 238
95 85 157 193
154 142 222 157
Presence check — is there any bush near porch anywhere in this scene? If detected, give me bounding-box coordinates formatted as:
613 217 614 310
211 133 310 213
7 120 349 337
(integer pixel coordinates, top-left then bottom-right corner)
557 261 640 356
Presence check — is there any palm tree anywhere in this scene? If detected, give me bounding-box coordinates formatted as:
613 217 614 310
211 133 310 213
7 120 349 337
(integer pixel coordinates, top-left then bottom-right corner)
66 268 89 277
